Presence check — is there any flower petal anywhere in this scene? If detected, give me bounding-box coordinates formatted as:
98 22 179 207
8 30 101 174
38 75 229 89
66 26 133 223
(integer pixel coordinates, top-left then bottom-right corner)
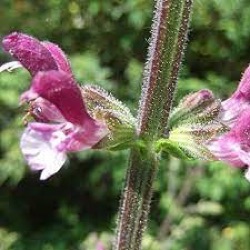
208 110 250 168
2 32 58 75
208 136 245 167
221 65 250 127
41 41 72 74
233 64 250 100
63 121 108 151
20 123 67 180
221 98 250 127
20 89 38 104
30 70 93 125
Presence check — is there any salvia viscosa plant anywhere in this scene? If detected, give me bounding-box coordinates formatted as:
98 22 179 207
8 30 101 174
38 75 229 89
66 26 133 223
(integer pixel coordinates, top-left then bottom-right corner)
1 0 250 249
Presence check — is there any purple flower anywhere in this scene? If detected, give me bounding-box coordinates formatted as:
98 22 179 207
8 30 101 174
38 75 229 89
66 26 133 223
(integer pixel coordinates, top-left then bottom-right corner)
208 65 250 181
1 32 108 180
167 65 250 181
220 65 250 127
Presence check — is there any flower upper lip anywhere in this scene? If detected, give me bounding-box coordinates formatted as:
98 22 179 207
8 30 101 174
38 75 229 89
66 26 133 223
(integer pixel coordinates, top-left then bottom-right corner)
29 70 93 126
2 32 59 75
2 32 73 76
1 32 99 126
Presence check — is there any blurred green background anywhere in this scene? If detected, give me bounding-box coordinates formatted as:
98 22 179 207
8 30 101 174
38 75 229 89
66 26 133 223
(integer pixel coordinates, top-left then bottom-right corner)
1 0 250 249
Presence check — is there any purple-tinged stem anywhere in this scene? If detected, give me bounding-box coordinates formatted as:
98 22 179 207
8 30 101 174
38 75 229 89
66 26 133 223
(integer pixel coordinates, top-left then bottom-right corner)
114 1 193 250
139 0 193 138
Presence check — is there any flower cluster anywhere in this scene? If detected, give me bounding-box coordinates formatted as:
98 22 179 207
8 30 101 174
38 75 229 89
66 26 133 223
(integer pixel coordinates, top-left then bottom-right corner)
208 66 250 180
1 32 109 180
165 65 250 181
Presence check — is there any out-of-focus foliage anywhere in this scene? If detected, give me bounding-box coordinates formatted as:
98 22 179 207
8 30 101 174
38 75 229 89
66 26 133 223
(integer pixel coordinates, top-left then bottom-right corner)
1 0 250 249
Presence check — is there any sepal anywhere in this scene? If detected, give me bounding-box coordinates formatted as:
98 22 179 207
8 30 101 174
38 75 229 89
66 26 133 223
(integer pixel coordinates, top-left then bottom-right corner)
168 126 218 160
81 85 136 150
166 90 230 161
155 138 191 159
92 108 136 150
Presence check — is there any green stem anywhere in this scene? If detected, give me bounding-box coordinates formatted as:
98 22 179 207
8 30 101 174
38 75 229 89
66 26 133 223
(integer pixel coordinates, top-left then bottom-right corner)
115 150 143 249
114 147 158 250
132 149 158 250
114 1 193 249
138 0 193 138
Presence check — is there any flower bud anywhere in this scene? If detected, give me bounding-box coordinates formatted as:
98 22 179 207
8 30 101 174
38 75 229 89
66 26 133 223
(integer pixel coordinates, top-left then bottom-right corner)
169 89 221 127
161 90 229 160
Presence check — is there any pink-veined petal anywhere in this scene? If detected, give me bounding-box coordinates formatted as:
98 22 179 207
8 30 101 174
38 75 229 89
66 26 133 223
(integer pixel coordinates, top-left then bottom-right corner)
62 121 108 151
2 32 58 75
20 89 38 104
20 123 67 180
208 136 245 167
42 41 72 75
209 110 250 168
221 65 250 127
221 98 250 127
232 64 250 100
30 70 93 125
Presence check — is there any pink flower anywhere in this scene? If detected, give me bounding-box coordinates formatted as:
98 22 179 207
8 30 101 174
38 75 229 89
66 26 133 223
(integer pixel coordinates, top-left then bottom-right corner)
209 65 250 181
1 32 108 180
220 65 250 127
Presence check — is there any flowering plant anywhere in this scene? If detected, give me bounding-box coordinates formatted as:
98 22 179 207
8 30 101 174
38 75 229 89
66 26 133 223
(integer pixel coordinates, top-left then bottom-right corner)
1 1 250 249
0 32 136 180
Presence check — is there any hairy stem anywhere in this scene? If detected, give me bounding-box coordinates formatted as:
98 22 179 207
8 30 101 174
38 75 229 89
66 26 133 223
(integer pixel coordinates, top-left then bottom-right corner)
139 0 193 138
114 147 158 250
114 0 193 249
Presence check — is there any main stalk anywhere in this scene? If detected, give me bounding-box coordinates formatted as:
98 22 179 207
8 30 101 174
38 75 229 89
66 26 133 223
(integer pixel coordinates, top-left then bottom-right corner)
114 1 193 249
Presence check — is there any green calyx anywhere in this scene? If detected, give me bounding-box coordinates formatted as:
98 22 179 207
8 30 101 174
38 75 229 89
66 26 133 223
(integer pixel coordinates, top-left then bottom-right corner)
156 123 227 161
157 90 230 161
169 89 221 128
155 138 192 160
81 85 137 150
